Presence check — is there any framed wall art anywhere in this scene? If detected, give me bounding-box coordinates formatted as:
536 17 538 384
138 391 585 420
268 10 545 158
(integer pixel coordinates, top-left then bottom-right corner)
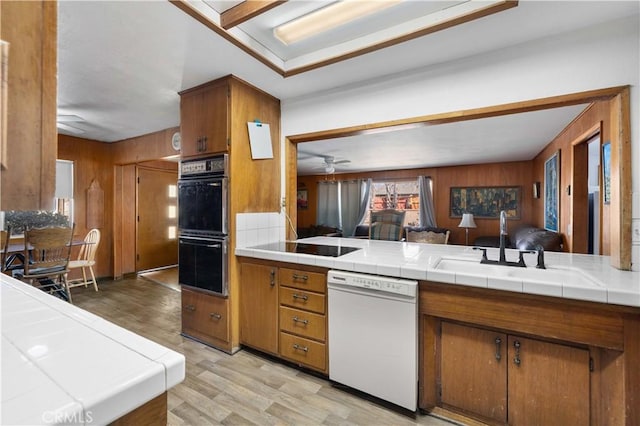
296 189 308 210
450 186 521 219
544 151 560 232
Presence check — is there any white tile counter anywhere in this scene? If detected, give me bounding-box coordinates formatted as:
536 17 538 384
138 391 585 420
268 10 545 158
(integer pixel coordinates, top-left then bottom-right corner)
236 237 640 307
1 274 185 425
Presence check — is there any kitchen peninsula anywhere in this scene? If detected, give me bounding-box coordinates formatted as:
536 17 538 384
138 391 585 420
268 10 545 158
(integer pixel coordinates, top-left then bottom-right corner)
1 274 185 425
237 236 640 425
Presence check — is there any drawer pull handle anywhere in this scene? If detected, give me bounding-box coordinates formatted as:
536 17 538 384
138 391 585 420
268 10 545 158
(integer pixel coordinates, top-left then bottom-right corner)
185 304 196 312
292 316 309 325
292 273 308 281
210 313 222 320
292 293 308 301
293 343 308 352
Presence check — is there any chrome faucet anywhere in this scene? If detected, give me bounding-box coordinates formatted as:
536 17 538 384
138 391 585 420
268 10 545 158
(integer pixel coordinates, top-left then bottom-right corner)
499 210 507 263
473 210 531 268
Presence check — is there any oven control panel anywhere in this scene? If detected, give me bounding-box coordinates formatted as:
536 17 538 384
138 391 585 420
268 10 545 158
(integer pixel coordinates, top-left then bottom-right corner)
180 154 227 177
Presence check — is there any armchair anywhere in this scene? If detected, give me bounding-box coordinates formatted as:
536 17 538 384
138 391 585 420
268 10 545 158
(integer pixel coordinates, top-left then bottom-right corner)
369 209 406 241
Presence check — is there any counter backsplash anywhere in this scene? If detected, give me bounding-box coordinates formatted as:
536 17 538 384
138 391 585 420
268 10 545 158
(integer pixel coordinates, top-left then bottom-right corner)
235 212 285 249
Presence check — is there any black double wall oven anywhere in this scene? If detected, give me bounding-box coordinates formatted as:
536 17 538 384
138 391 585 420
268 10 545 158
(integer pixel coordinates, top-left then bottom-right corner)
178 155 228 297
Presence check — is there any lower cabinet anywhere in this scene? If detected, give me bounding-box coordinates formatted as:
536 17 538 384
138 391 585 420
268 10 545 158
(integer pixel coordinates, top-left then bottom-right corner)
440 321 590 425
181 287 230 347
239 263 279 355
239 260 328 374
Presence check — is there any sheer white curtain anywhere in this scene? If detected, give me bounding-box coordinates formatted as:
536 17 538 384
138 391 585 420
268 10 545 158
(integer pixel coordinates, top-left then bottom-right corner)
340 180 369 237
317 181 340 228
354 178 372 233
418 176 437 227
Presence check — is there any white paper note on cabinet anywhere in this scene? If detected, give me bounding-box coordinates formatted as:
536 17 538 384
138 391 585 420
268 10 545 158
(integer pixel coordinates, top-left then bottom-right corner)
247 122 273 159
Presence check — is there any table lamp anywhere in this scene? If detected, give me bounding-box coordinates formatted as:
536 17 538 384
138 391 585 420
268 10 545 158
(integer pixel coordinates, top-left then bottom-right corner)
458 213 477 245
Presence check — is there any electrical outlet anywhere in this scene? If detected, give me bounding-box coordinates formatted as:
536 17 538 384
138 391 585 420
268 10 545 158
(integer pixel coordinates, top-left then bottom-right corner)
632 219 640 245
281 197 286 208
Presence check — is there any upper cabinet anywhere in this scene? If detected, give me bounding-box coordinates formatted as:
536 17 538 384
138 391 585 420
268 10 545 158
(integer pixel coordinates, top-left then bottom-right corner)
180 80 229 157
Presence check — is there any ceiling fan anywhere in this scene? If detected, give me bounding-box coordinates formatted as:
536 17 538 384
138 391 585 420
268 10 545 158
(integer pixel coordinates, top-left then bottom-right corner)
298 151 351 174
316 155 351 174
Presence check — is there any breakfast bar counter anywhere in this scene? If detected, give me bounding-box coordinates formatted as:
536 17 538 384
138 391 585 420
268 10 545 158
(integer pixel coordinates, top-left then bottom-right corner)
236 236 640 307
1 274 185 425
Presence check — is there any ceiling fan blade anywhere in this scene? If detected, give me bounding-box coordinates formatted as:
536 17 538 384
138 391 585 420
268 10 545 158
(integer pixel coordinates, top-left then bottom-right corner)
334 159 351 164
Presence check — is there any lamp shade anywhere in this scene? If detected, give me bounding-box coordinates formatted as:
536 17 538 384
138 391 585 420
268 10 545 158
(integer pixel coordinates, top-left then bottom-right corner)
458 213 477 228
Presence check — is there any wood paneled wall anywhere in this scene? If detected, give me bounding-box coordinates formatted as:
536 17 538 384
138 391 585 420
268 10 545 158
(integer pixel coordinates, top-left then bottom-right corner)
1 1 57 210
59 127 179 280
298 160 533 246
58 135 114 279
532 100 611 254
112 127 179 165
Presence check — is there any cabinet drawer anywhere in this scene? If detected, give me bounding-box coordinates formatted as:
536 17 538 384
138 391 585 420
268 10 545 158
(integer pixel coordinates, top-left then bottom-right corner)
279 268 326 293
182 288 229 343
279 286 325 314
279 306 325 341
279 332 326 372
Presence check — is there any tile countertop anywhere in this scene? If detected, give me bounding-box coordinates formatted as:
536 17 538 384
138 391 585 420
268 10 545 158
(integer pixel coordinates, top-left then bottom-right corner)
236 237 640 308
1 274 185 425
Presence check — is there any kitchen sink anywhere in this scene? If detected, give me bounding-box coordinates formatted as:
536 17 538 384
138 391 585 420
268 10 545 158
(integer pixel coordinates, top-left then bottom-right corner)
433 257 603 288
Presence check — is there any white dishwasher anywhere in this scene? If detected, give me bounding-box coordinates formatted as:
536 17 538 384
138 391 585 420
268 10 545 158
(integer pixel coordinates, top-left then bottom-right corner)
327 270 418 411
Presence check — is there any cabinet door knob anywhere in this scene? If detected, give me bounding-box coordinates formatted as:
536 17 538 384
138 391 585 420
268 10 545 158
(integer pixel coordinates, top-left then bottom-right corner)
270 269 276 287
210 312 222 320
513 340 521 366
185 304 196 312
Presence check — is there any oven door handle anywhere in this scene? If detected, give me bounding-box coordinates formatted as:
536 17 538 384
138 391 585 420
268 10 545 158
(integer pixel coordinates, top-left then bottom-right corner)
179 237 225 249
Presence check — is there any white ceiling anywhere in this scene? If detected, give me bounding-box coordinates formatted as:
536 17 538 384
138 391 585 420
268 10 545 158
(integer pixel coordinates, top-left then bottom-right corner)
296 104 589 175
56 1 637 171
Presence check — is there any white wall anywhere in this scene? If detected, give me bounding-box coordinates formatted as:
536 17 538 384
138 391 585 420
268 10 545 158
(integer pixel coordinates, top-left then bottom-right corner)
281 15 640 269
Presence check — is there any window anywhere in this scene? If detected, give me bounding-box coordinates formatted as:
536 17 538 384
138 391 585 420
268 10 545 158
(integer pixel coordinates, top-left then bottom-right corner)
365 179 420 226
54 159 74 224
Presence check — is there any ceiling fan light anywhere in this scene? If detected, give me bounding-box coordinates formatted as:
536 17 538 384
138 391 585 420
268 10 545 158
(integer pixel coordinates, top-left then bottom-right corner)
325 165 335 174
273 0 402 45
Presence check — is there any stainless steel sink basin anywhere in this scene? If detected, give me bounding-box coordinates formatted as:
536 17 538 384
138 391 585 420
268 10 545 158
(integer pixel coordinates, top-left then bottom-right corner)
432 257 603 288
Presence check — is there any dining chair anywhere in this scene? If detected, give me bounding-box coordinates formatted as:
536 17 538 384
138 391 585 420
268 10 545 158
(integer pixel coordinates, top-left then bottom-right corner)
1 228 9 274
14 225 75 302
369 209 406 241
66 228 101 293
406 229 450 244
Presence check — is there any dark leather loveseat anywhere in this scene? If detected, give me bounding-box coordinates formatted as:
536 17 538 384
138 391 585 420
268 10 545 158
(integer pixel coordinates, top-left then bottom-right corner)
474 224 563 252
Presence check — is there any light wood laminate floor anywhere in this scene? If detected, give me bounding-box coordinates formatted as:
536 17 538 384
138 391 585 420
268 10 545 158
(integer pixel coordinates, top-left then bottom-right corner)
72 277 457 426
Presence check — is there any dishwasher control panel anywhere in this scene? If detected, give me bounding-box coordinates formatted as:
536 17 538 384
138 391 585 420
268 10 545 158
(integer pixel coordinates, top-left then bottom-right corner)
327 270 417 297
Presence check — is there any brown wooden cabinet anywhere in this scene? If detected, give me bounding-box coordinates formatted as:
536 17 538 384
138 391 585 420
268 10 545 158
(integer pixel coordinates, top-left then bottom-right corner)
179 75 281 353
181 287 229 346
179 81 229 157
239 263 279 355
239 260 328 374
440 321 589 425
278 267 328 373
440 322 507 423
420 281 640 425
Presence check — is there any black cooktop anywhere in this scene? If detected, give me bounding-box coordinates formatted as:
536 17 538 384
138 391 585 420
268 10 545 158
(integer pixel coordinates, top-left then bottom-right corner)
251 242 361 257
